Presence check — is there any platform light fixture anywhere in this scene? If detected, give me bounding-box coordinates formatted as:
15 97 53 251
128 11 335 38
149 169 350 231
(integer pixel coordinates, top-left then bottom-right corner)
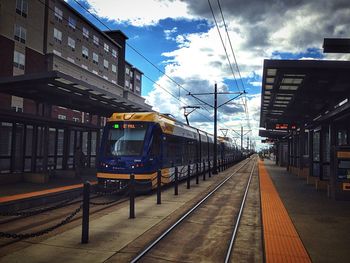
55 78 73 85
281 78 303 84
276 96 292 100
265 85 273 90
267 68 277 76
266 77 275 84
279 85 299 90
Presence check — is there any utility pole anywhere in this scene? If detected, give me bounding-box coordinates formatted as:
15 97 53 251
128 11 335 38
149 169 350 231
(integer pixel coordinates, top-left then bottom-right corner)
232 126 251 150
214 83 218 174
241 126 243 150
187 84 245 175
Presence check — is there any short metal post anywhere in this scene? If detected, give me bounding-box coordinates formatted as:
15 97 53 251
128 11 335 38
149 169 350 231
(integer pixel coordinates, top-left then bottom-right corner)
196 162 199 184
208 160 211 178
203 160 206 181
157 170 161 204
187 164 191 189
81 181 90 244
174 166 178 195
129 173 135 219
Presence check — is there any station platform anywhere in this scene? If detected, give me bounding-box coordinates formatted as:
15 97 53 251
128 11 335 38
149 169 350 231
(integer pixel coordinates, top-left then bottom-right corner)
263 159 350 263
0 160 350 262
0 170 97 205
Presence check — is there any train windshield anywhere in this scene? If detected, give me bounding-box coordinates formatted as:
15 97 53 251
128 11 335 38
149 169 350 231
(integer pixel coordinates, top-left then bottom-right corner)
105 123 148 156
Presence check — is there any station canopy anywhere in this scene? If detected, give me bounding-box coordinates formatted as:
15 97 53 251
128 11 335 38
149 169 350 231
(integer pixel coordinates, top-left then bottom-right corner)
0 71 152 116
260 59 350 138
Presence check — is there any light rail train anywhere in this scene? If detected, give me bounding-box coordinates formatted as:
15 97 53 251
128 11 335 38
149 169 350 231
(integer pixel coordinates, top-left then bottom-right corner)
97 112 246 190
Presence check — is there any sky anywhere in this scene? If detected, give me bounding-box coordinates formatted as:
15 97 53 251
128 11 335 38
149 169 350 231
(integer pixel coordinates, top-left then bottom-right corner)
67 0 350 150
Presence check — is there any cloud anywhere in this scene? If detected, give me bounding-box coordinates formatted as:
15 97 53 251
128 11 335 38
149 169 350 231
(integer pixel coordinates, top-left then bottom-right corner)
164 27 178 40
81 0 350 150
84 0 195 26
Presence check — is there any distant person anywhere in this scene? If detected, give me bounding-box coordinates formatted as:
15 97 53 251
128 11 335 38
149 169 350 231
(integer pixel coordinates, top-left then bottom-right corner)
74 146 86 179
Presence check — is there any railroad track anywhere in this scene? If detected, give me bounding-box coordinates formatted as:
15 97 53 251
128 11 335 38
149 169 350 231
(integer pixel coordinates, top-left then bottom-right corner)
131 156 258 263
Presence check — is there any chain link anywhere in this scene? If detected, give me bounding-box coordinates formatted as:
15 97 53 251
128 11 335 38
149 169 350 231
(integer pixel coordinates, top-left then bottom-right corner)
0 205 82 239
0 193 83 217
90 190 129 206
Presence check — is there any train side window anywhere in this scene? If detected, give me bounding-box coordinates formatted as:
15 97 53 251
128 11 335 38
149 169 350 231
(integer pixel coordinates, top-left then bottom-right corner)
150 128 161 156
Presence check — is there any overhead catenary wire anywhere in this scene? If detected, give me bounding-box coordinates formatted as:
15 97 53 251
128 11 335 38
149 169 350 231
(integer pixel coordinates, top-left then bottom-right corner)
39 0 242 135
217 0 251 128
68 0 222 121
209 0 252 132
70 0 213 113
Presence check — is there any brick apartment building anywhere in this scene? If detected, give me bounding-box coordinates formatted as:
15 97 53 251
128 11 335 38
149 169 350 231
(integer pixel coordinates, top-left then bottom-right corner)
0 0 151 179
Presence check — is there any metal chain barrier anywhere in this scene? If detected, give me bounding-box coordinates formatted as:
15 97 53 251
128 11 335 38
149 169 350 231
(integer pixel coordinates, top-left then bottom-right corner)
0 205 83 239
89 190 130 206
0 193 83 217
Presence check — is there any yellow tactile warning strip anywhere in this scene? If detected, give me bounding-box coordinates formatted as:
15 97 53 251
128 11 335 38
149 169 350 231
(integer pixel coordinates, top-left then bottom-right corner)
0 181 97 204
259 160 311 263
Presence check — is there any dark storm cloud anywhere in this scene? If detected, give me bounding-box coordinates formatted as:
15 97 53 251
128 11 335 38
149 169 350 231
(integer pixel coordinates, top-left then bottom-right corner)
182 0 350 51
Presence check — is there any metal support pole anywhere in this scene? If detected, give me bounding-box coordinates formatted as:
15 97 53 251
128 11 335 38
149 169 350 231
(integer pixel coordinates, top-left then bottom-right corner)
157 170 161 204
187 164 191 189
213 83 218 174
81 181 90 244
203 160 206 181
129 174 135 219
196 162 199 184
208 160 211 178
174 166 178 195
241 126 243 151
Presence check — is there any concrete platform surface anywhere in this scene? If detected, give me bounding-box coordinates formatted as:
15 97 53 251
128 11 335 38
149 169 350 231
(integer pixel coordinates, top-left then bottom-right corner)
0 171 230 263
264 159 350 263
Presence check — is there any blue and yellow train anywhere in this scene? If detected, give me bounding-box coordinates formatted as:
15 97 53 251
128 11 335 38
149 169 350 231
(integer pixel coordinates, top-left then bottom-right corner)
97 112 244 190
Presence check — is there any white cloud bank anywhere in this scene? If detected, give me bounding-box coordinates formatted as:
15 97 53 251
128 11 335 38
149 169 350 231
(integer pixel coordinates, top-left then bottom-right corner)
85 0 194 26
81 0 350 150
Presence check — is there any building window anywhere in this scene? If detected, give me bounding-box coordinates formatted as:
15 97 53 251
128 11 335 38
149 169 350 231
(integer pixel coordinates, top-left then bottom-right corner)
112 49 117 58
136 74 141 81
125 67 130 75
112 64 117 73
11 96 23 113
68 16 76 29
14 25 26 44
68 37 75 50
58 114 66 120
83 27 89 39
16 0 28 18
103 59 109 69
130 71 133 78
82 46 89 59
13 50 25 70
53 49 61 56
54 7 63 21
125 80 129 87
92 52 99 64
81 64 88 70
130 83 133 90
104 43 109 52
93 35 99 46
67 57 75 63
54 28 62 43
135 85 140 92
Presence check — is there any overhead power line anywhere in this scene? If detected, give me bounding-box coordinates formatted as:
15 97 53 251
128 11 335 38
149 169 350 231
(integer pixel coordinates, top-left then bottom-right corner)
209 0 252 131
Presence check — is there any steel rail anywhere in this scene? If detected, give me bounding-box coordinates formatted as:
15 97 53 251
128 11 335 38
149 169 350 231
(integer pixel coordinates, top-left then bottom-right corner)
225 158 257 263
130 157 255 263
